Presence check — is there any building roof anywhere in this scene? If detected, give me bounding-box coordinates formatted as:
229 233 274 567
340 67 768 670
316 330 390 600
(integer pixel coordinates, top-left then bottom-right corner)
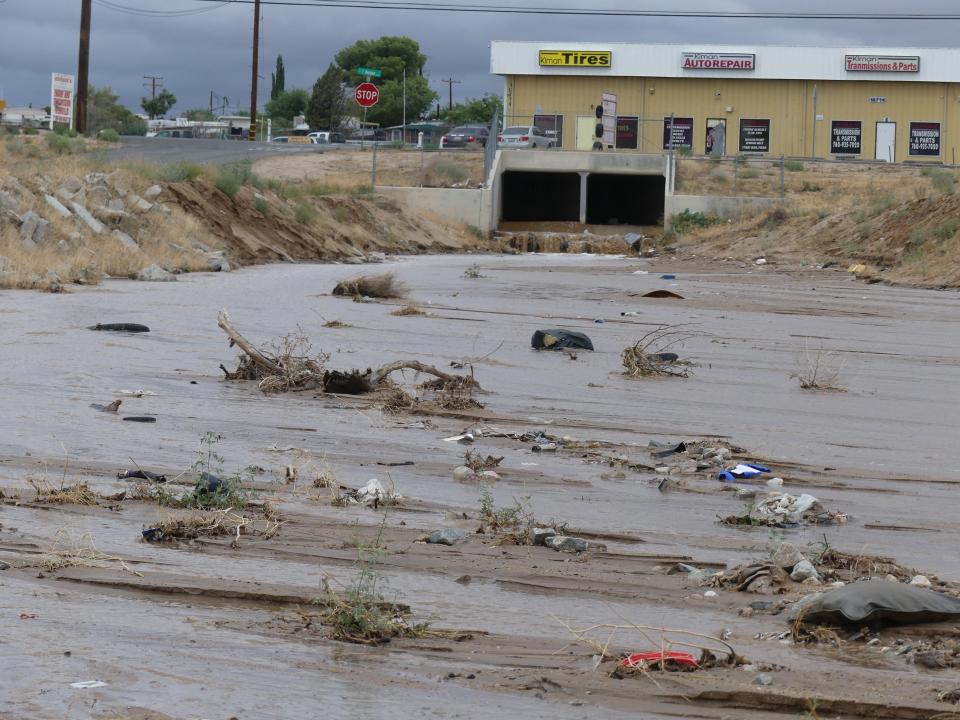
491 41 960 83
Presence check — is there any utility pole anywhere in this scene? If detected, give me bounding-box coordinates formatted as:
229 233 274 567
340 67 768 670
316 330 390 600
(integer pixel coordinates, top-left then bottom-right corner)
249 0 261 141
441 77 461 112
76 0 92 134
143 76 163 99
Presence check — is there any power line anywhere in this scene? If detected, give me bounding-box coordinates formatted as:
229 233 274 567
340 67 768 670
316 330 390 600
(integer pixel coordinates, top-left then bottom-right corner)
94 0 231 17
441 77 460 112
191 1 960 19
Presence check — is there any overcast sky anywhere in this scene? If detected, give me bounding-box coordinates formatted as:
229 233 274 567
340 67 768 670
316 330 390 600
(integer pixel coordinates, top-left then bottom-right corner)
2 0 960 113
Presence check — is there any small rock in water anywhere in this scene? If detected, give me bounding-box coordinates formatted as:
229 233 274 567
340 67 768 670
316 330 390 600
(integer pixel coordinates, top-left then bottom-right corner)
427 528 466 546
529 527 556 546
545 536 603 554
790 559 820 582
771 542 804 570
137 263 176 282
452 466 478 482
767 477 784 488
910 575 932 589
703 590 718 598
752 673 773 686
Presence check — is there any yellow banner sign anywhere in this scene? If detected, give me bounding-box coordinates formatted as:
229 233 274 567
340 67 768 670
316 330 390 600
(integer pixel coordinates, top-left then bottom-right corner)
0 100 6 112
539 50 611 68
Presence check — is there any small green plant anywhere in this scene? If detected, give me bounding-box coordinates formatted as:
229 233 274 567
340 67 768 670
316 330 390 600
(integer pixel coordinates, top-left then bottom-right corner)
933 218 960 240
254 197 270 216
333 205 350 223
739 168 759 179
784 159 804 172
478 486 534 540
670 209 719 235
4 126 20 136
156 161 204 183
465 225 486 241
295 202 315 225
816 207 830 219
45 133 73 155
463 263 484 279
98 128 120 143
922 166 955 194
868 193 895 216
909 227 930 245
354 184 373 195
22 127 39 136
801 181 823 192
215 169 242 197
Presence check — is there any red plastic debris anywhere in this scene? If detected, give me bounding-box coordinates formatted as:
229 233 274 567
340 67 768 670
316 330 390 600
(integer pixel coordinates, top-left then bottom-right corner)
618 650 698 669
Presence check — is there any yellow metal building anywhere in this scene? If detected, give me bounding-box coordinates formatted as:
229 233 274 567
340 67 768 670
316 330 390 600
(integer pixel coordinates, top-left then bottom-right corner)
491 42 959 163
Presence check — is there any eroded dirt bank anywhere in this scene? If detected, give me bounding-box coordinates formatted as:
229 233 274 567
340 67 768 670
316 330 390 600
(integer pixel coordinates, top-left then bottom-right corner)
1 255 959 719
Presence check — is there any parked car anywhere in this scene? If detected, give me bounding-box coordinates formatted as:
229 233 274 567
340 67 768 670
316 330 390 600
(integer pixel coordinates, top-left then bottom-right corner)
497 125 552 149
442 125 489 148
271 136 289 143
308 131 346 144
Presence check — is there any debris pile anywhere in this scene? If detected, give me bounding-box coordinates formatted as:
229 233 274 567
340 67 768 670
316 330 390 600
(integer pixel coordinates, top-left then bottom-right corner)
622 326 697 378
720 492 847 528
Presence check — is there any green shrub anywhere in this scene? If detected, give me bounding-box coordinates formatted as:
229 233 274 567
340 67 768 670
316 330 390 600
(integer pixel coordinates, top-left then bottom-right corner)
254 197 270 216
157 161 204 183
99 128 120 143
784 160 804 172
294 203 315 225
739 168 759 179
909 227 930 245
801 181 823 192
45 133 73 155
921 166 955 194
333 206 350 223
4 126 20 136
215 170 242 197
670 209 719 235
22 127 39 136
933 219 960 240
223 159 254 185
429 159 469 185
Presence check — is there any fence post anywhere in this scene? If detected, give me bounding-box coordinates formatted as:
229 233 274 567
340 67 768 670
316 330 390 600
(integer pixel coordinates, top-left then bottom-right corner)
780 154 785 198
733 158 738 197
372 139 377 191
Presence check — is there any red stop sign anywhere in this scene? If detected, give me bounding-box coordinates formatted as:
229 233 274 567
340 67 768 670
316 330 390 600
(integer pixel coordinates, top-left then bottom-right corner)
355 82 380 108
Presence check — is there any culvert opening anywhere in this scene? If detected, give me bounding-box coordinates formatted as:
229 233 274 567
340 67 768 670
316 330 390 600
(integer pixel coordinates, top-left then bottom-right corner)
587 174 665 225
501 171 580 222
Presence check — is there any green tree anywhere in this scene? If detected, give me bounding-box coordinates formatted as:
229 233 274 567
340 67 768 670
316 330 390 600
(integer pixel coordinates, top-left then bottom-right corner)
183 108 216 121
271 55 286 101
306 63 347 131
141 89 177 119
335 36 427 81
265 89 309 128
87 86 147 136
443 93 502 125
334 36 437 128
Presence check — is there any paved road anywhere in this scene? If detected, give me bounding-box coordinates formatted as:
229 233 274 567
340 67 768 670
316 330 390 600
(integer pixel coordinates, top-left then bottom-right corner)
102 136 321 166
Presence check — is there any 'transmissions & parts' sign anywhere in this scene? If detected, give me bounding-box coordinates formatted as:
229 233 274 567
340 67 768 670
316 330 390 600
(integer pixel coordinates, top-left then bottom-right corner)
831 120 862 155
909 122 941 156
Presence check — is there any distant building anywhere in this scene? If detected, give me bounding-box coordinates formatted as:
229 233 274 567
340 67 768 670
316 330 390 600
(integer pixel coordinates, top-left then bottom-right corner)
0 106 48 127
492 41 959 161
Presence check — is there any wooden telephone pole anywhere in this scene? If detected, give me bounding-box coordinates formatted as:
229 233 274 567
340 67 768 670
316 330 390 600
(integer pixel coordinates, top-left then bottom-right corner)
76 0 92 134
248 0 261 141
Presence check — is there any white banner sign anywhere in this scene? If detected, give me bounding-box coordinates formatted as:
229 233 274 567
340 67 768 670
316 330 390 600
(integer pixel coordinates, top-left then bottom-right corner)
51 73 75 128
845 55 919 73
682 52 755 70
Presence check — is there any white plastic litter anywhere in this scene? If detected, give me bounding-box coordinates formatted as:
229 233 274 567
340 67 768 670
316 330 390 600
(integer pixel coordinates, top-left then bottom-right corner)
754 493 819 524
443 433 474 444
766 477 784 488
71 680 108 689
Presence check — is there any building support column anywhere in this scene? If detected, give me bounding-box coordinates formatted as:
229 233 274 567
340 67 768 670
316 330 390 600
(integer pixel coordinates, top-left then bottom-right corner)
579 172 589 224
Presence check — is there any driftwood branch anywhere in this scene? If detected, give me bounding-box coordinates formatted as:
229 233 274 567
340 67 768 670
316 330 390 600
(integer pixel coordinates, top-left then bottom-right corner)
217 310 282 376
365 360 459 388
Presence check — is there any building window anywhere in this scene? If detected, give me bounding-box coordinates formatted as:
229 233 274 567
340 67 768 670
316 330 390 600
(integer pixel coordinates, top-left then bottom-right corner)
909 121 941 157
616 116 639 149
662 116 693 150
739 118 770 153
533 114 563 147
830 120 862 155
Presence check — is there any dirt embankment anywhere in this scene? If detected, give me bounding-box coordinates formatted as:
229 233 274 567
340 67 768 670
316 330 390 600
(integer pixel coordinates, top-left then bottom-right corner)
165 181 478 265
674 161 960 287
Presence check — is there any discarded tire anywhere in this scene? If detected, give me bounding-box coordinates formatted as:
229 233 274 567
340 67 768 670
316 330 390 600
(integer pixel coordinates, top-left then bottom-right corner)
89 323 150 333
531 329 594 351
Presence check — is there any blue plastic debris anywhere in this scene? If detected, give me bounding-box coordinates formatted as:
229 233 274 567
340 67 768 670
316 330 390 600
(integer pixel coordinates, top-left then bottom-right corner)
718 463 771 482
660 274 676 280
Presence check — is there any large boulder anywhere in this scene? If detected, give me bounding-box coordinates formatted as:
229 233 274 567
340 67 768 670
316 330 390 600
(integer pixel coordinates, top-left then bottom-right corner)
71 203 105 235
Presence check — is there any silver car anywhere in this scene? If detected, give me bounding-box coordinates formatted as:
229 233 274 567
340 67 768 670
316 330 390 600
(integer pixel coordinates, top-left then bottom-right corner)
497 125 553 149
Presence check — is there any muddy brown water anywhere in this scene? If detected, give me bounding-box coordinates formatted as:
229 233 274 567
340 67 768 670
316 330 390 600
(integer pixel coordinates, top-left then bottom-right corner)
1 254 959 718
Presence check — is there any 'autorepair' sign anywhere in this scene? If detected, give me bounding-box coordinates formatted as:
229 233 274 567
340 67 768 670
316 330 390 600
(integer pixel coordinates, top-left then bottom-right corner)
682 52 755 70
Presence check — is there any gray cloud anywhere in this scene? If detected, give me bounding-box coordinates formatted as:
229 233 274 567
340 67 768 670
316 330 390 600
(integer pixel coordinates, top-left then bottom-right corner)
1 0 958 113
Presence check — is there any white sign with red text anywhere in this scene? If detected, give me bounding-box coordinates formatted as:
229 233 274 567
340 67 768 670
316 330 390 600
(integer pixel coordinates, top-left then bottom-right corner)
51 73 75 128
845 55 919 73
682 52 755 71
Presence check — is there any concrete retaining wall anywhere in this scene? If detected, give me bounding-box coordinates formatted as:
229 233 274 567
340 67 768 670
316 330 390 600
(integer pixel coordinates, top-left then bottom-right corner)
377 186 491 232
664 194 782 231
